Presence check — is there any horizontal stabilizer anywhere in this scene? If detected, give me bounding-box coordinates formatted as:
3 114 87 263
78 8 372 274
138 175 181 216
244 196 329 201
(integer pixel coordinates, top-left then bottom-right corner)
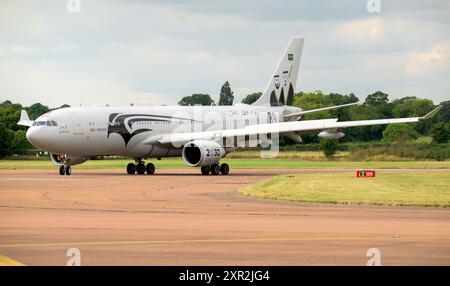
284 102 358 120
17 110 34 127
422 105 442 120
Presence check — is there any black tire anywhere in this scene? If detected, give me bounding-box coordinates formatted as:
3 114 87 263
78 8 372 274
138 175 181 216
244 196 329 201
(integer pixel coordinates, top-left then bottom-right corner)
220 163 229 175
146 163 155 175
127 163 136 175
210 164 220 175
136 163 146 175
201 166 210 175
65 166 72 176
59 165 65 176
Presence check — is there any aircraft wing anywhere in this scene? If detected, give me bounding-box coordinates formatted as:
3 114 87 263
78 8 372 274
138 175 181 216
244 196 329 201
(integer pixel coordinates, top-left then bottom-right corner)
284 102 357 121
146 106 442 145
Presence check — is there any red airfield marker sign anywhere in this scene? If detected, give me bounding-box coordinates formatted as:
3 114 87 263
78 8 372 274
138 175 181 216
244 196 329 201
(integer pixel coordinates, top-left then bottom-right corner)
356 170 376 178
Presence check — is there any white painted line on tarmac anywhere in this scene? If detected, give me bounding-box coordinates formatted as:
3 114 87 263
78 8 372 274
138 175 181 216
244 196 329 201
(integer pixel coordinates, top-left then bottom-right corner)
1 178 77 181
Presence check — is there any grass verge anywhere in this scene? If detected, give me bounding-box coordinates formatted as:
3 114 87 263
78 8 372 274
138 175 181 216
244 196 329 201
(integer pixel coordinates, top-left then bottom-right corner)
238 173 450 207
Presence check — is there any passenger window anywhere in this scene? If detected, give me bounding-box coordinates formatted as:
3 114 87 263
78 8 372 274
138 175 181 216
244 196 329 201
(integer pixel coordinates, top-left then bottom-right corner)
46 121 52 126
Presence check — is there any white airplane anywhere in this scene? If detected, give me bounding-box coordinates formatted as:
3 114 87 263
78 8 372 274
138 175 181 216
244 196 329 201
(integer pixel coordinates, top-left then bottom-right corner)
18 37 441 176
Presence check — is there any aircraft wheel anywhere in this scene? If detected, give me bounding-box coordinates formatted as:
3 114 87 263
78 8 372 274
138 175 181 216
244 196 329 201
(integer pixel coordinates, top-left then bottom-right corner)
65 166 72 176
146 163 155 174
201 166 210 175
59 165 65 176
136 162 146 175
127 163 136 175
210 164 220 175
220 163 229 175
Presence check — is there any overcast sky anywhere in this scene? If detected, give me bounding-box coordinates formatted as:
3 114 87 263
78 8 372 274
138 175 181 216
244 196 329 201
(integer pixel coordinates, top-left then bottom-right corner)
1 0 449 107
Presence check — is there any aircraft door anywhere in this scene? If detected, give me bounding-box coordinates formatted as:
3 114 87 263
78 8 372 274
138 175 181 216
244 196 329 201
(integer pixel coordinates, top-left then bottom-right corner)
69 112 84 135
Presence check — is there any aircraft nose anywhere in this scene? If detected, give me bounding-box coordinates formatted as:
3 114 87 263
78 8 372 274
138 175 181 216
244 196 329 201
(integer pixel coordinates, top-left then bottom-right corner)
26 127 47 149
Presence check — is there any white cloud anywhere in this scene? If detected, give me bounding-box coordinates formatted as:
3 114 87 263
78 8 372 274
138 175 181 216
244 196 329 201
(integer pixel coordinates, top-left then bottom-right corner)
0 45 33 55
0 0 449 106
0 60 166 107
332 17 384 46
405 40 450 76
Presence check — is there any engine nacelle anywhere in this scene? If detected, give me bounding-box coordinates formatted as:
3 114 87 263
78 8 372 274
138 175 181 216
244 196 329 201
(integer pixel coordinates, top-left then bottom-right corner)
182 140 225 167
318 130 345 140
50 153 88 166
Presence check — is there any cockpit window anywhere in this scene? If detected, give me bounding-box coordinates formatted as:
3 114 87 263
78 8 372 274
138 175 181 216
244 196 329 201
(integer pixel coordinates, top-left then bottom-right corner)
32 120 58 127
33 121 46 126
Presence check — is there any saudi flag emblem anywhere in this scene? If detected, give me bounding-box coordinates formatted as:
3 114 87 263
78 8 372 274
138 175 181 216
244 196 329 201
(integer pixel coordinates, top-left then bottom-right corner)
288 53 294 61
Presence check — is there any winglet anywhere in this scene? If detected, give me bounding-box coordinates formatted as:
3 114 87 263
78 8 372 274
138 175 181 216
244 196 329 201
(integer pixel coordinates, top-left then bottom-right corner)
17 110 34 127
422 105 442 120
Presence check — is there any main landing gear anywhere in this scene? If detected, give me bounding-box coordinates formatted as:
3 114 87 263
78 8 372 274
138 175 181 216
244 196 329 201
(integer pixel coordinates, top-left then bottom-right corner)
201 163 229 176
127 159 155 175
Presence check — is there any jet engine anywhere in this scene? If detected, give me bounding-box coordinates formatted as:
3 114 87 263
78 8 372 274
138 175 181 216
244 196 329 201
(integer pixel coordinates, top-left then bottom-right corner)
182 140 226 167
318 130 345 140
50 153 88 166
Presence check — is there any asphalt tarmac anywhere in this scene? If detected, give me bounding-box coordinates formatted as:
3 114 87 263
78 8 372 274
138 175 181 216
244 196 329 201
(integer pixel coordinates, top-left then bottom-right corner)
0 168 449 265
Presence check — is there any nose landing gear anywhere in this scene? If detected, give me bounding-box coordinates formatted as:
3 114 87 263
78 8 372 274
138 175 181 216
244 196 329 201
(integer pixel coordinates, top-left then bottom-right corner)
59 165 72 176
57 154 72 176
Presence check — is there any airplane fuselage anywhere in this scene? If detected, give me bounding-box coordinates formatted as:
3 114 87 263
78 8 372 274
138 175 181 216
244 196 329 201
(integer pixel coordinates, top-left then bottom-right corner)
26 105 293 158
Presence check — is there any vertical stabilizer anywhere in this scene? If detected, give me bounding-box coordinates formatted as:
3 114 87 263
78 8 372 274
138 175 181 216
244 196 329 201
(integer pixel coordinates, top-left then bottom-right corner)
253 37 304 106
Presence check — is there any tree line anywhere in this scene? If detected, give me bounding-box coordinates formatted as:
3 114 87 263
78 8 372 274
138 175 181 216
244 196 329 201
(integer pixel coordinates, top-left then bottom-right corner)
180 82 449 145
0 81 449 157
0 101 70 156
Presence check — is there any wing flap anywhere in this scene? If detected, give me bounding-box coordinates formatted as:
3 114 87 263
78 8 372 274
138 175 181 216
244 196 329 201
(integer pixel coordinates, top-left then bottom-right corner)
284 102 358 120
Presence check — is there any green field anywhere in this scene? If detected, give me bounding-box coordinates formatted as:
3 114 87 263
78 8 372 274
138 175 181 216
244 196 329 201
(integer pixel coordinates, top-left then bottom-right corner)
0 158 450 170
238 173 450 207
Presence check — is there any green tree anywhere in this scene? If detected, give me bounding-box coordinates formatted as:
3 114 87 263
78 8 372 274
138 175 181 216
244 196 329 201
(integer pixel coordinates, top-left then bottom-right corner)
0 101 27 135
392 97 435 135
294 90 331 109
382 124 418 143
328 92 359 105
26 103 49 120
365 91 389 106
218 81 234 105
0 122 14 157
293 90 333 120
11 130 32 153
436 100 450 122
320 139 338 158
178 94 215 106
392 97 434 118
241 92 262 104
0 105 22 131
431 122 450 143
